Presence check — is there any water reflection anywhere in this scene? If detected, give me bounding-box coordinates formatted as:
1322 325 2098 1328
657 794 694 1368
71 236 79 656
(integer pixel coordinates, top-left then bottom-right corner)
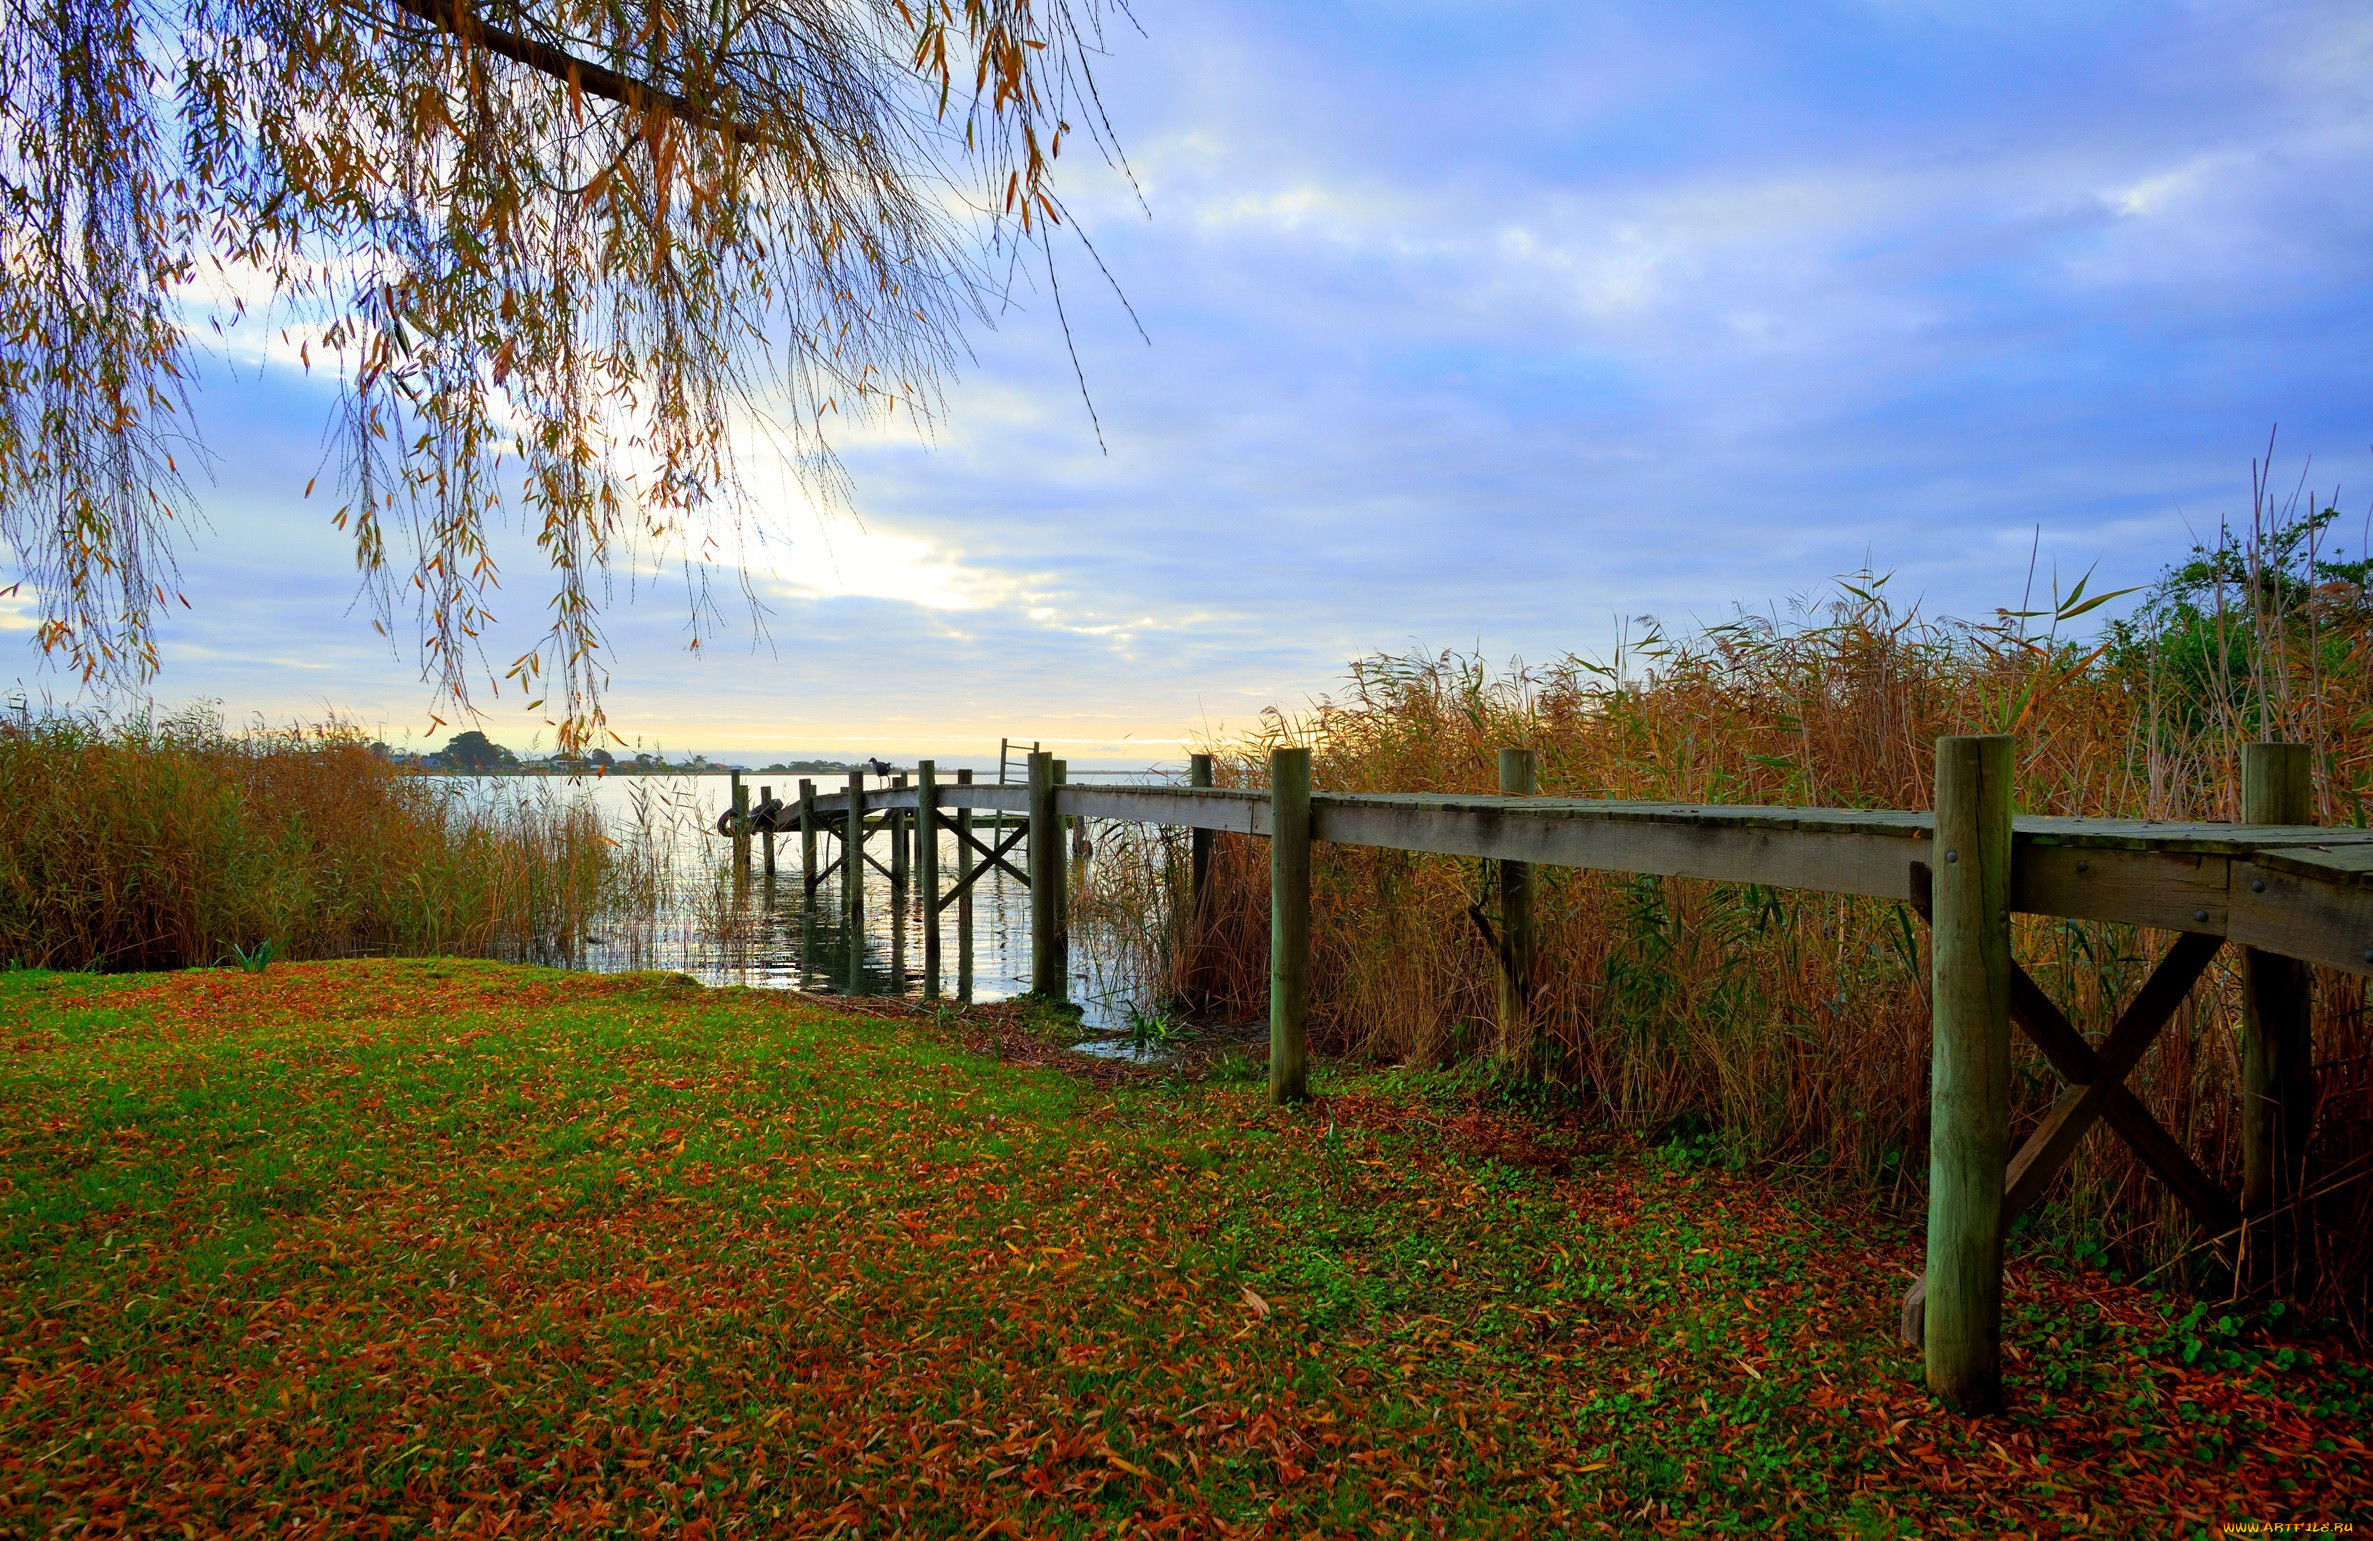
545 777 1152 1029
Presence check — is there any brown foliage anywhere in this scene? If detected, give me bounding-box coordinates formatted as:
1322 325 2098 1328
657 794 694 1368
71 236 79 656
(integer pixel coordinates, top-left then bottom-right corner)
0 708 608 969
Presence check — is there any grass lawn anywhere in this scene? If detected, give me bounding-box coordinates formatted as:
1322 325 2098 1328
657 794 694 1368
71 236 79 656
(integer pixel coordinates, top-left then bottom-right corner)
0 960 2364 1537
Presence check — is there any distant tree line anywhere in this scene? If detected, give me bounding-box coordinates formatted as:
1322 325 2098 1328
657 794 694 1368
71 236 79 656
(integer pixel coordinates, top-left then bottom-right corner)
381 732 888 777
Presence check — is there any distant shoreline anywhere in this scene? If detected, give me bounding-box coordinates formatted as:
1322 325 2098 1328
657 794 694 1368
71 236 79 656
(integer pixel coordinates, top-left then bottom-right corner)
400 765 886 778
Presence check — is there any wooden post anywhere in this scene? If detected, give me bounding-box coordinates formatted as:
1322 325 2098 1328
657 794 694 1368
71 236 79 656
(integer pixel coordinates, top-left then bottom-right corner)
891 774 910 895
1053 759 1072 985
999 737 1010 785
918 760 941 998
1190 752 1214 922
1497 748 1537 1067
760 784 776 877
799 779 818 891
1271 746 1312 1104
956 768 975 1003
2241 742 2314 1223
1188 752 1215 1003
1926 733 2014 1414
1029 753 1065 1000
845 768 865 922
1069 761 1089 865
730 771 750 873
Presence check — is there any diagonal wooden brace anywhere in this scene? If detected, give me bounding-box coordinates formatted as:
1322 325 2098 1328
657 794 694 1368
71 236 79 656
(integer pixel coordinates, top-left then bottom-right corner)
2000 933 2223 1220
2005 965 2242 1237
940 812 1028 872
1900 870 2241 1346
1905 863 2237 1239
935 815 1029 903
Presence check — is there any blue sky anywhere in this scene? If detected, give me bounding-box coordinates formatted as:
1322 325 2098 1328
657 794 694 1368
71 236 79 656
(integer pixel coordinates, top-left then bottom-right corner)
12 0 2373 762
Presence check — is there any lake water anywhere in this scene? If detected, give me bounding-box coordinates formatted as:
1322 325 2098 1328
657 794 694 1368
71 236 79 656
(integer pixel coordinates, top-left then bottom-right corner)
479 773 1175 1031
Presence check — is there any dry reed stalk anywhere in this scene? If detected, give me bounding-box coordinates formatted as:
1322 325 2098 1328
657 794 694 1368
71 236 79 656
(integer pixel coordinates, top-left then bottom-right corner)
0 707 614 970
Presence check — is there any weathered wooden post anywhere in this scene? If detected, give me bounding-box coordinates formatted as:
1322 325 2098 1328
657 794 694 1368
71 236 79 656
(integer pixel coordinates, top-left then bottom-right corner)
2241 741 2313 1225
730 771 750 874
1271 745 1312 1104
956 768 976 1003
760 784 776 877
918 760 941 998
891 774 910 896
1069 761 1089 866
1190 752 1215 925
845 768 865 923
1926 733 2014 1414
1186 752 1215 1005
1053 759 1072 979
907 770 923 870
1029 752 1065 1000
799 780 818 892
1497 748 1537 1067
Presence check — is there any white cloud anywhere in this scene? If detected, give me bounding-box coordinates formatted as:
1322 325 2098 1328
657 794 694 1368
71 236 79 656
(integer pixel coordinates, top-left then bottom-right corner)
765 519 1016 612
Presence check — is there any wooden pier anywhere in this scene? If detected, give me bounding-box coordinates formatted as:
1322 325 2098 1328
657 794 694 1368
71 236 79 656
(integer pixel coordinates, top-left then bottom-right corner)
730 740 2367 1415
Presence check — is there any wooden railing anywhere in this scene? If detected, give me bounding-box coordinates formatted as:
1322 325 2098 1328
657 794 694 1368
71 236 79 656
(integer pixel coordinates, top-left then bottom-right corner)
718 740 2362 1416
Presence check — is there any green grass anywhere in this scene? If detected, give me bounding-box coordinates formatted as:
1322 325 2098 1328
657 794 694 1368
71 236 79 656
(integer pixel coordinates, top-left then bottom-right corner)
0 961 2363 1536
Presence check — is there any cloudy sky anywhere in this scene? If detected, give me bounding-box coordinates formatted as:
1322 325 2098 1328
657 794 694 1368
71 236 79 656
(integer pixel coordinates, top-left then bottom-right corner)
14 0 2373 763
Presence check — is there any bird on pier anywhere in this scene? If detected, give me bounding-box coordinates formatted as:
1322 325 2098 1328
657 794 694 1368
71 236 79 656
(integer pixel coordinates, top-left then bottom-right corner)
865 756 893 777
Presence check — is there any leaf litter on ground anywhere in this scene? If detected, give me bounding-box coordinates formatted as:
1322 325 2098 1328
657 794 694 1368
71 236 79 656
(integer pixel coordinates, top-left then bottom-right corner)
0 959 2363 1537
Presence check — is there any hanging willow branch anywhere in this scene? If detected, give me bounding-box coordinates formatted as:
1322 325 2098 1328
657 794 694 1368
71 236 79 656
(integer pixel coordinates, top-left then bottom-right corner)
0 0 1129 751
380 0 776 145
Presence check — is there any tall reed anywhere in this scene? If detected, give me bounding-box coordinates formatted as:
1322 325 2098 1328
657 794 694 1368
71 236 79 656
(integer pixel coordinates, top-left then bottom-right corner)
1114 499 2373 1328
0 707 611 969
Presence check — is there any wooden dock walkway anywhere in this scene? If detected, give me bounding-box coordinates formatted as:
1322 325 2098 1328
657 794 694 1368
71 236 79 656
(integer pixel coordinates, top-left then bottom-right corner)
720 740 2360 1416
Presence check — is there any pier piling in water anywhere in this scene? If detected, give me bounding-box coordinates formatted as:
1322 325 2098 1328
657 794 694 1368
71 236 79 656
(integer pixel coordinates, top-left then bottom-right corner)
799 780 818 890
918 761 941 998
1029 753 1064 1001
845 769 865 923
730 771 750 875
956 768 975 1003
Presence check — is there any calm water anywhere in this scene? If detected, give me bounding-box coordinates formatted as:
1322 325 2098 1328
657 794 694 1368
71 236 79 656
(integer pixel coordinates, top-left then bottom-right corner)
483 773 1161 1030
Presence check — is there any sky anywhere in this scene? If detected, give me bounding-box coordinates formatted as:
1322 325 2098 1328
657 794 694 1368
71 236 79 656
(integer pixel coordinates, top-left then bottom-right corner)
11 0 2373 764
